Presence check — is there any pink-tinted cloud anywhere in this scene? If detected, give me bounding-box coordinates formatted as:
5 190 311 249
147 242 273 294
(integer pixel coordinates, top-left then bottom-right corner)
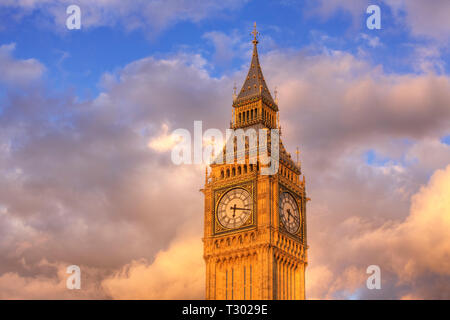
307 164 450 299
102 232 204 299
1 40 449 299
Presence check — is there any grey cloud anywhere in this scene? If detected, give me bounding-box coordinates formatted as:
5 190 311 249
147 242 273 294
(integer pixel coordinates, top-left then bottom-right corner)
1 41 450 299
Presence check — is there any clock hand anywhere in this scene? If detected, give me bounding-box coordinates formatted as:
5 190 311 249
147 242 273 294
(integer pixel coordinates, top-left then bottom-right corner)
286 209 293 222
286 209 300 224
291 213 300 224
230 204 237 218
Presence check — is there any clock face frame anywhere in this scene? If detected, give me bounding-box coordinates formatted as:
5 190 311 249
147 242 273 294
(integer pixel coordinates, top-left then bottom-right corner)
279 191 301 234
216 187 253 229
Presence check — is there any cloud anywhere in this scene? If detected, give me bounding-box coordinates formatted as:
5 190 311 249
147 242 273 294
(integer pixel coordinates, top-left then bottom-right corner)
385 0 450 42
0 260 107 299
260 47 450 299
310 0 450 44
203 30 250 66
307 164 450 299
102 232 204 299
0 0 247 35
359 33 381 48
147 123 181 153
0 36 449 299
0 43 45 85
264 49 450 165
0 50 226 298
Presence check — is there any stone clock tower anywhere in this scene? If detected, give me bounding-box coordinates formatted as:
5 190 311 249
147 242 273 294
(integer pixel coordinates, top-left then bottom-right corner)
202 24 308 300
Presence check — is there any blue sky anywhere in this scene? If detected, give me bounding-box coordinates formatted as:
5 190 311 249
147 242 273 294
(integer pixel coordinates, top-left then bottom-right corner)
2 1 448 98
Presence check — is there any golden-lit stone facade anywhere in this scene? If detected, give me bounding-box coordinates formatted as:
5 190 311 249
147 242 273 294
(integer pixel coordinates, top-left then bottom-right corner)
202 25 308 300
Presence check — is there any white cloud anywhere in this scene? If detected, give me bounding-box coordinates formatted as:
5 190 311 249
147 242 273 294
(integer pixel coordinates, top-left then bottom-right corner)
148 123 181 152
311 0 450 44
0 0 248 35
0 43 45 85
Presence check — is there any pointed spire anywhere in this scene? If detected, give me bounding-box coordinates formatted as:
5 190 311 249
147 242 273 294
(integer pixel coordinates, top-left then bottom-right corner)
274 86 278 105
251 22 260 44
296 147 301 167
235 23 276 108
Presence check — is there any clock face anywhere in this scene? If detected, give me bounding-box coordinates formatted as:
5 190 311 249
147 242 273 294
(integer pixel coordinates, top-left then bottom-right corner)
217 188 253 229
279 192 300 234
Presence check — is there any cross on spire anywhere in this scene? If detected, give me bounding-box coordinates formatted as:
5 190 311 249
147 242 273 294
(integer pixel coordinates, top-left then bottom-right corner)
296 147 301 167
251 22 259 44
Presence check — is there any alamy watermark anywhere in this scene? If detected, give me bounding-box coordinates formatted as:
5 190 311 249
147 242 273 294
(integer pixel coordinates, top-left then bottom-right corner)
66 5 81 30
66 265 81 290
366 265 381 290
170 121 279 175
366 5 381 30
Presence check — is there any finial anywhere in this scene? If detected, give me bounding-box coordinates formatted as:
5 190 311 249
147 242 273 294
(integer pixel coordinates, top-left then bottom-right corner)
232 82 237 102
296 147 301 167
251 22 259 44
205 166 208 184
274 86 278 105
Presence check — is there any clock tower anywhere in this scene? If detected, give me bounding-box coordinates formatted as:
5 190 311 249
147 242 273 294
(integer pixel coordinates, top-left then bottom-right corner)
202 24 308 300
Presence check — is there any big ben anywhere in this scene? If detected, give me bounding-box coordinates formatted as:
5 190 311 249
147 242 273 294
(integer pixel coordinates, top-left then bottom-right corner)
202 24 308 300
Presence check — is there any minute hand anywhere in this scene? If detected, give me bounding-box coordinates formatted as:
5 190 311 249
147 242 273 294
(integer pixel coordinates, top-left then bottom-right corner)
230 207 251 211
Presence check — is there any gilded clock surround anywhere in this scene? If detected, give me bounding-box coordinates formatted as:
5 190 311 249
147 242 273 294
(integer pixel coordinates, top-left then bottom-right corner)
213 182 256 235
278 185 303 241
202 24 308 300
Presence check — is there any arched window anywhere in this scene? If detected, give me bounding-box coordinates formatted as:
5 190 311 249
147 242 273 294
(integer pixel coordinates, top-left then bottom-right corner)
244 165 247 173
238 166 241 175
226 169 230 177
232 167 236 176
221 170 224 179
251 109 253 120
250 164 253 171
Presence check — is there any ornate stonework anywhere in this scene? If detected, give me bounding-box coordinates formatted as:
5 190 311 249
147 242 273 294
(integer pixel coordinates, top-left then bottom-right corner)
202 24 308 300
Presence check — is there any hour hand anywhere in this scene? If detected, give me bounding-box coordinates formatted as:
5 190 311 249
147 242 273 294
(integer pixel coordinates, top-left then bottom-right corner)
230 207 250 211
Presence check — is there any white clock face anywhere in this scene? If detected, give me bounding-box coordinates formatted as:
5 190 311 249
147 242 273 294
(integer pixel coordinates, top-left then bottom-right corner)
217 188 252 229
279 192 300 234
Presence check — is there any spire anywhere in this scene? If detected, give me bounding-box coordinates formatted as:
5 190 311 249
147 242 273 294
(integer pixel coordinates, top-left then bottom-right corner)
235 23 276 108
296 147 301 167
274 86 278 105
251 22 259 44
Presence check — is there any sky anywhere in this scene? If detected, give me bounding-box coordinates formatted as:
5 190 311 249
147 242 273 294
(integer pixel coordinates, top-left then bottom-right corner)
0 0 449 299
